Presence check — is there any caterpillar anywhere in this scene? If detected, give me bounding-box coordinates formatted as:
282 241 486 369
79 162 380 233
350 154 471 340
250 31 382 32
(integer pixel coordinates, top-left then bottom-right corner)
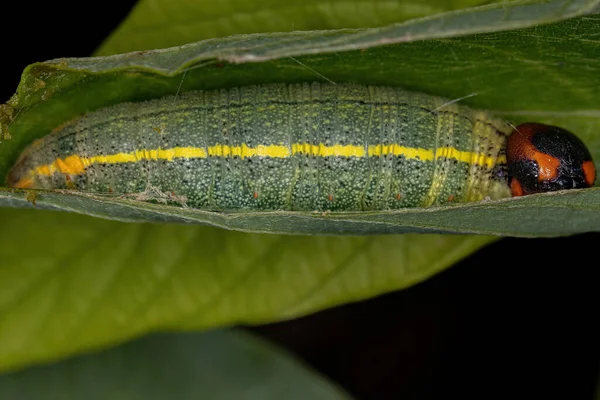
6 82 596 211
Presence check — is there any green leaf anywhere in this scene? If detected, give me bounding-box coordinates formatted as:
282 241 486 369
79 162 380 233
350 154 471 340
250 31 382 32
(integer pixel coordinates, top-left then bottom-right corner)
95 0 528 55
1 1 599 236
0 207 491 372
2 187 600 236
0 330 353 399
0 0 598 372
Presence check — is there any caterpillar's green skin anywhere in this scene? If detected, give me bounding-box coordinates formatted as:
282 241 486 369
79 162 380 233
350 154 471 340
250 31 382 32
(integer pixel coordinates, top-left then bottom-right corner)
8 83 512 211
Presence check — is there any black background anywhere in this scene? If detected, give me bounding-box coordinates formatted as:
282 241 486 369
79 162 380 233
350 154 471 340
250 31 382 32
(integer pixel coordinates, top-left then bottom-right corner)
2 3 598 399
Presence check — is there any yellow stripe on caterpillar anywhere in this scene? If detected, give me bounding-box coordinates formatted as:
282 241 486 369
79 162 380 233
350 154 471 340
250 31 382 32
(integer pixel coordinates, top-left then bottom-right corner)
20 143 504 183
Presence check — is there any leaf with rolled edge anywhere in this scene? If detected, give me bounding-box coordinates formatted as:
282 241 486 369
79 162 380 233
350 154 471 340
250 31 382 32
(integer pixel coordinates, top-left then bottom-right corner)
95 0 514 55
0 330 354 399
0 0 596 375
1 0 600 235
2 186 600 236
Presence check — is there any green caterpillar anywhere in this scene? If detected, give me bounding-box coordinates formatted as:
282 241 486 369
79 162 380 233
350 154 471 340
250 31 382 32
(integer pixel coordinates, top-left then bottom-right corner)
8 82 594 211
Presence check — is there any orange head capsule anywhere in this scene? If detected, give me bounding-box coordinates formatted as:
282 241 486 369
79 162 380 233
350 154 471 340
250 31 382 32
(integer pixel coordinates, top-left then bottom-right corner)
506 123 595 196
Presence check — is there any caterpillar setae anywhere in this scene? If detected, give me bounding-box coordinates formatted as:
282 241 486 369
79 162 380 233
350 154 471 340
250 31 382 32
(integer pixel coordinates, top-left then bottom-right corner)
7 82 596 211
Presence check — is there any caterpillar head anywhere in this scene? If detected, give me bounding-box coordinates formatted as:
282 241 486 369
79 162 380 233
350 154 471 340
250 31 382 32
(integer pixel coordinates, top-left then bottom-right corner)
507 123 595 196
